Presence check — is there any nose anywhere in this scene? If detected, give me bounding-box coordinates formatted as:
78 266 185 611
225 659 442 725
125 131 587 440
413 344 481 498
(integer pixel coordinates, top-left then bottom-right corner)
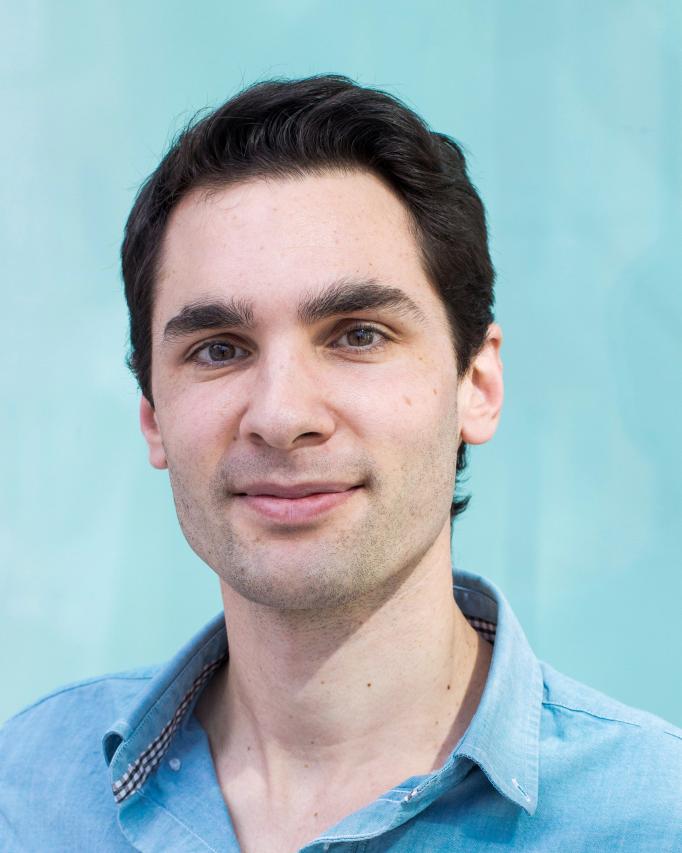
238 345 336 450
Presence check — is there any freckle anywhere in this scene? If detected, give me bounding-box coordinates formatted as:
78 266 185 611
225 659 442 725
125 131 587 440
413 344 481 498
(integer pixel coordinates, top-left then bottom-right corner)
367 682 372 687
304 762 309 768
314 812 318 818
447 684 451 690
247 745 251 751
320 680 325 685
403 395 412 406
432 388 438 395
435 720 439 725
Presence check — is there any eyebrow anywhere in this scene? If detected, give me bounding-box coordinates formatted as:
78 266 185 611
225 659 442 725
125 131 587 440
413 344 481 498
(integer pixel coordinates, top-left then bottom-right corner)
161 277 428 343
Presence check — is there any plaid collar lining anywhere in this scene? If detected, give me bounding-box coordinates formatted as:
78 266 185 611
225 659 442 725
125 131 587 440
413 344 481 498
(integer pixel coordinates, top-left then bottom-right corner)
112 655 226 803
110 614 497 805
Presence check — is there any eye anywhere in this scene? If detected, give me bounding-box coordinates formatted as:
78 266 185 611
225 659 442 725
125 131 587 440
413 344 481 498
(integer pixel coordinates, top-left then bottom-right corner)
188 323 389 369
190 340 249 366
333 324 389 352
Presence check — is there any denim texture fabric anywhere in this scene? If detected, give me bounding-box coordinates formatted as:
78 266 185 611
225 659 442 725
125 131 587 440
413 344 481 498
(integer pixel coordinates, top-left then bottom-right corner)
1 570 681 852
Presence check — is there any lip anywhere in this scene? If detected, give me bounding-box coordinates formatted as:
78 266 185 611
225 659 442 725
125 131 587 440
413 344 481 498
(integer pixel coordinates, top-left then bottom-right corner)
234 484 362 524
234 481 360 499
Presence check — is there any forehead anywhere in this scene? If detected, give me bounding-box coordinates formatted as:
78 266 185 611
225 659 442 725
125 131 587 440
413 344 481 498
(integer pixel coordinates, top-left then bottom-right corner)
154 170 444 331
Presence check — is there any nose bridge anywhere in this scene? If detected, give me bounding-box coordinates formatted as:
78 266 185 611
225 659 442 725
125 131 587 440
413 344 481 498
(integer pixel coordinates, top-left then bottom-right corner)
258 333 316 399
240 333 332 447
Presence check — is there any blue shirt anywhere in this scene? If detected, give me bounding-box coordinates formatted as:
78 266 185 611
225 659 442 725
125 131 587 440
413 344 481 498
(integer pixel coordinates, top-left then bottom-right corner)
1 569 680 852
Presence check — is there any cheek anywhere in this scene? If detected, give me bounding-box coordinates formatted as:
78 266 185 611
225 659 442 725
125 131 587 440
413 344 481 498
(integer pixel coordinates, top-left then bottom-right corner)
157 391 234 474
356 366 458 454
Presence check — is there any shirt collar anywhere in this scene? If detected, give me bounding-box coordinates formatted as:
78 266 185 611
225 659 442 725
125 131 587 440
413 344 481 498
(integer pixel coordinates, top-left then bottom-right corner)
102 569 542 816
451 570 542 814
102 614 228 803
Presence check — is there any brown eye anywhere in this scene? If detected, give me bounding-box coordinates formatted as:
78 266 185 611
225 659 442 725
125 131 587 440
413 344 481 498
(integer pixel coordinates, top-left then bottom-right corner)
335 325 388 351
207 343 235 361
347 328 376 347
192 340 248 366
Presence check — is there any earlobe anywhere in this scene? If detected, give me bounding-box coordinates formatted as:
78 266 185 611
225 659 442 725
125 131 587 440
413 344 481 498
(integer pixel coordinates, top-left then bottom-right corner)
459 324 504 446
139 396 168 470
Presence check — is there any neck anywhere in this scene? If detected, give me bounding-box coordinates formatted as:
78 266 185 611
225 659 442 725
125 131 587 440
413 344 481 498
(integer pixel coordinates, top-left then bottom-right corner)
196 523 491 793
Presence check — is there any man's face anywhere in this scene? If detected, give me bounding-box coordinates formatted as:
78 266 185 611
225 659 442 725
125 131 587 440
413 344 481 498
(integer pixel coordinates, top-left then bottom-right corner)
142 170 473 610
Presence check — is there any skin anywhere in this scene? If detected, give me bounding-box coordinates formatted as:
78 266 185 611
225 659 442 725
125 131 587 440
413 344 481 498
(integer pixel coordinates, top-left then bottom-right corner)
140 169 503 852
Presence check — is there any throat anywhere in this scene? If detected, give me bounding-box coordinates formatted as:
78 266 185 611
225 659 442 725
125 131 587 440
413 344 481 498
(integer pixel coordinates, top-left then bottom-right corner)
195 608 492 788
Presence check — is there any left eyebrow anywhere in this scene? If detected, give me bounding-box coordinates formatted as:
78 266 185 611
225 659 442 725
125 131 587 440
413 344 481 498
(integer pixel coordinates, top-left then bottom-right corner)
161 276 428 343
297 277 428 325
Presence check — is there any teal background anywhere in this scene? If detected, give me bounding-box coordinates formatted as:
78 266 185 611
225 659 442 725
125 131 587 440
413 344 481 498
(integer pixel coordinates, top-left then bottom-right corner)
2 1 681 725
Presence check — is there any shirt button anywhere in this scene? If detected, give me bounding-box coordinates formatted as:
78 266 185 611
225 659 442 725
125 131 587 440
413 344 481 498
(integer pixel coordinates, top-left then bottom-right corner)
512 777 530 802
169 757 181 772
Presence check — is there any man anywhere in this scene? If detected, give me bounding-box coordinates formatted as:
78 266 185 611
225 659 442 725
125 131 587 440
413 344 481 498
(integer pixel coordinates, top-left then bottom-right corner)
1 75 680 852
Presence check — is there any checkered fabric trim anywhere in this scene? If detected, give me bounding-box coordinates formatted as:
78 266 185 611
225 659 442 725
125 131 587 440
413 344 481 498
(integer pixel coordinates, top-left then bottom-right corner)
467 616 497 644
112 654 226 804
111 614 497 805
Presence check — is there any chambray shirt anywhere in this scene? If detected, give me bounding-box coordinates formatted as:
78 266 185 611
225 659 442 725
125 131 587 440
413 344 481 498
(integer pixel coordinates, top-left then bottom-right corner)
1 570 681 852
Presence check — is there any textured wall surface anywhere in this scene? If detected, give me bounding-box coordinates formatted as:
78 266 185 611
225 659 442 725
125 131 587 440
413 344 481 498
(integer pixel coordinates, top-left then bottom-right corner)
2 0 681 724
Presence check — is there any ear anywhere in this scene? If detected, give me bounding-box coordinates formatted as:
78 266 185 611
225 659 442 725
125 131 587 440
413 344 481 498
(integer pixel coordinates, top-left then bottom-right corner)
139 396 168 470
458 323 504 446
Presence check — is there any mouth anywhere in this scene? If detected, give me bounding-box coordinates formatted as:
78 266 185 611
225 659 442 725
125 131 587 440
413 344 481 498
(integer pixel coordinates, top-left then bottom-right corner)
234 484 363 525
234 481 362 499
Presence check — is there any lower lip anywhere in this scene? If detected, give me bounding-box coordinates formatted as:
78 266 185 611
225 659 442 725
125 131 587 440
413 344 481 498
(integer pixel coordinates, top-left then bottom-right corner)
236 486 361 524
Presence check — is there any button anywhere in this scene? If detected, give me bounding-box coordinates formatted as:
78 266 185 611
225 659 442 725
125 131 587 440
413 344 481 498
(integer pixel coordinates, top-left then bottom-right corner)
511 777 530 802
322 845 330 851
169 757 181 772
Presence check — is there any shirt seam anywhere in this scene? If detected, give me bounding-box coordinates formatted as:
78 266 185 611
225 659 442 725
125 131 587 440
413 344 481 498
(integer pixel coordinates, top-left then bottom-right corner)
547 706 682 742
4 674 154 723
542 701 644 728
663 728 682 741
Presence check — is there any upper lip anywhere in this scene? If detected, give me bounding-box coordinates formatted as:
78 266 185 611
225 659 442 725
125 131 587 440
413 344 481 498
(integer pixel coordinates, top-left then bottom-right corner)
235 481 360 499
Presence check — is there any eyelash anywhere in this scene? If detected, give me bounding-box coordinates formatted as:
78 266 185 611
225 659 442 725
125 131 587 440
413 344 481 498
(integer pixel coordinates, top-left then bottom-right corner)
189 324 390 368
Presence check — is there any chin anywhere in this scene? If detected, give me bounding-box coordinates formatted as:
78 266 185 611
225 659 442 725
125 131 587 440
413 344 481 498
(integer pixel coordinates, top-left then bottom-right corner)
209 533 391 613
224 564 377 612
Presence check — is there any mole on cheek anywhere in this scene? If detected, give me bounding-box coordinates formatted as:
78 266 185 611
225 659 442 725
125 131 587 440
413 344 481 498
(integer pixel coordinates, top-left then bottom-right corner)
403 396 412 406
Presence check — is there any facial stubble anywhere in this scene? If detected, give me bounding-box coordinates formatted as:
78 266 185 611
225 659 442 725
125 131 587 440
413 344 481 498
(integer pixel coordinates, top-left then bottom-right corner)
165 401 460 616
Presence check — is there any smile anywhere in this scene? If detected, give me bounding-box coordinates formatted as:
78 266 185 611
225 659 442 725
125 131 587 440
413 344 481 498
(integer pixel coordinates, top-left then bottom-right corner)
234 485 362 524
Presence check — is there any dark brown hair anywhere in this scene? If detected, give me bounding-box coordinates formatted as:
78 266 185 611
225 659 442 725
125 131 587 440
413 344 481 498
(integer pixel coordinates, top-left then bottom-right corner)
121 74 495 520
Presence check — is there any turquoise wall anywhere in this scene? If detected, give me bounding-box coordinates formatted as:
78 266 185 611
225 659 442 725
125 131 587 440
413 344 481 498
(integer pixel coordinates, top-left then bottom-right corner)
2 1 681 725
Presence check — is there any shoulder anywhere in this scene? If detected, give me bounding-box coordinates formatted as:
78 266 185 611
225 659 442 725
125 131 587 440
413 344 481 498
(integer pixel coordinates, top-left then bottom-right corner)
1 664 157 743
538 662 682 840
540 660 682 742
0 667 157 850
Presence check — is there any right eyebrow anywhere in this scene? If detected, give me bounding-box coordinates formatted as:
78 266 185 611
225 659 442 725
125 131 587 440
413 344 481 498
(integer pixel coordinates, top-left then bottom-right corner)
162 298 256 343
